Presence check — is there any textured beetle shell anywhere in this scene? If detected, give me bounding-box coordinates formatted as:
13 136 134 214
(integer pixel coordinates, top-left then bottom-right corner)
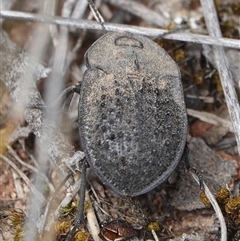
79 32 187 196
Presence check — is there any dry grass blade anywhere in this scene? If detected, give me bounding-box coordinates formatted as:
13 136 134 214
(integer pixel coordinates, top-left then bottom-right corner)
6 145 54 192
151 229 160 241
0 10 240 49
0 154 45 203
85 191 101 241
189 171 227 241
199 0 240 154
187 109 233 132
105 0 170 26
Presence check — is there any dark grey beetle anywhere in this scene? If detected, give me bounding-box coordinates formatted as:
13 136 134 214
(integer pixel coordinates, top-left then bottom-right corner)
64 28 189 241
78 31 188 196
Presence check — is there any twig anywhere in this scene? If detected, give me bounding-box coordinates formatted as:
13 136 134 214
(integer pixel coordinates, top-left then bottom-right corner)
71 0 89 19
44 0 70 109
44 0 58 47
199 0 240 154
85 191 101 241
105 0 170 27
64 0 103 73
88 0 106 33
185 95 214 104
66 162 87 241
189 171 227 241
1 10 240 49
61 0 77 18
0 154 45 203
54 175 82 216
11 169 24 199
187 109 233 132
6 145 54 192
151 230 160 241
38 173 71 235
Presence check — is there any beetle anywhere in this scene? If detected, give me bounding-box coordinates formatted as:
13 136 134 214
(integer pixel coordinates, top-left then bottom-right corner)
65 30 188 241
78 31 188 196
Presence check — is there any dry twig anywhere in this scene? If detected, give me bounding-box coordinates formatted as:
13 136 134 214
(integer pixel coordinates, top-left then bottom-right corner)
85 191 101 241
190 171 227 241
199 0 240 154
0 11 240 49
105 0 170 27
0 154 45 203
6 145 54 192
187 109 233 132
